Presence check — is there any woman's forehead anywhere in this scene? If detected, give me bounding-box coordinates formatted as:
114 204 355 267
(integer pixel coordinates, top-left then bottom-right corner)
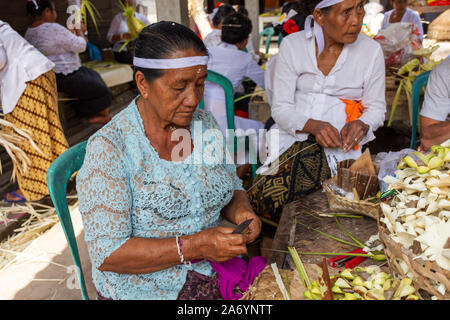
163 65 208 82
334 0 364 10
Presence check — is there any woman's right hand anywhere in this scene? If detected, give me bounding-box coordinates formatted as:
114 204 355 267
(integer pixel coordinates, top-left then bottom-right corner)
195 227 248 262
304 119 342 149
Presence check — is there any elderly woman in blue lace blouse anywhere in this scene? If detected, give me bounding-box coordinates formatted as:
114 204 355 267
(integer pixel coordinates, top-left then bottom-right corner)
76 21 261 300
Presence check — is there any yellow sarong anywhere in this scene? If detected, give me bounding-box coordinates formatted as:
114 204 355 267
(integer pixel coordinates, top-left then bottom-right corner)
3 70 69 201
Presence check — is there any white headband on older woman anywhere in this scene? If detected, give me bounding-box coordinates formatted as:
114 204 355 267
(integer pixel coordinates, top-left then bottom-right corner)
133 56 209 69
304 0 344 56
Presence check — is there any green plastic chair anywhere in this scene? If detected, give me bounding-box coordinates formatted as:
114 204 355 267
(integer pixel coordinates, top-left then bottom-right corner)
199 70 258 178
46 140 89 300
259 27 275 54
278 33 283 47
410 70 431 149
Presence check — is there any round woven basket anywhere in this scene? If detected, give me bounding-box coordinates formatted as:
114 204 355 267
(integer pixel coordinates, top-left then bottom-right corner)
377 218 450 299
322 177 380 220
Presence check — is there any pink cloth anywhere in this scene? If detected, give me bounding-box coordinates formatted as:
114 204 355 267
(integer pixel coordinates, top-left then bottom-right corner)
209 256 266 300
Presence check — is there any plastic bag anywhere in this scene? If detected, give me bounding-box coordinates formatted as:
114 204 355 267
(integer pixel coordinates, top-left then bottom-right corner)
374 23 422 68
374 148 416 193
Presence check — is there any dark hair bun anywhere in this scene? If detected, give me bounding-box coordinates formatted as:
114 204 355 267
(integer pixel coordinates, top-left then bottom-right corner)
221 12 252 45
26 0 53 17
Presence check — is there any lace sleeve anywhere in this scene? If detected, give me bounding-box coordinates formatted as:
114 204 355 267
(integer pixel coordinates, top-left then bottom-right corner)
77 136 132 270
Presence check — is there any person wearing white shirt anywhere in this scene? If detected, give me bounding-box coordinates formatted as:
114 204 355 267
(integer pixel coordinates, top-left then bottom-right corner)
205 13 265 129
248 0 386 225
106 0 151 64
380 0 424 42
205 12 266 177
419 55 450 151
25 0 112 125
204 4 235 48
204 5 265 63
0 19 69 203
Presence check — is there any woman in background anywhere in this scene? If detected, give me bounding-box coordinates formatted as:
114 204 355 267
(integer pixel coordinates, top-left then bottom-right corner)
25 0 112 125
0 20 69 203
380 0 423 41
106 0 151 64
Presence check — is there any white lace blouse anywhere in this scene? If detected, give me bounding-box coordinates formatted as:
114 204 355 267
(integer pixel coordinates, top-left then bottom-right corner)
25 23 86 75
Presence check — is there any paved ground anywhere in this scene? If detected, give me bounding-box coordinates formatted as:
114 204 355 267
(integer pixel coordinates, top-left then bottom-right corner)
0 205 97 300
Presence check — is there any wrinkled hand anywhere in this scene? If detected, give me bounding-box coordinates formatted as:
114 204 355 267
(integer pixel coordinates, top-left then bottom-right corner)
196 227 248 262
340 120 369 153
309 120 342 149
234 210 261 244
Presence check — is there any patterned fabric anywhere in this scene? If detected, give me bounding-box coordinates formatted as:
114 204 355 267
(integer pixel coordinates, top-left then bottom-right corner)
3 70 69 201
247 136 331 224
76 98 245 300
177 270 221 300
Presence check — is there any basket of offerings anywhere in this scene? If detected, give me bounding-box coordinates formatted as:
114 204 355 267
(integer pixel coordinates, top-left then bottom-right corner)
377 142 450 299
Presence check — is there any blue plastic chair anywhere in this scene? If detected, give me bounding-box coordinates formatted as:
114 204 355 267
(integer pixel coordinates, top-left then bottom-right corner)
410 70 431 149
259 27 275 55
47 140 89 300
199 70 258 178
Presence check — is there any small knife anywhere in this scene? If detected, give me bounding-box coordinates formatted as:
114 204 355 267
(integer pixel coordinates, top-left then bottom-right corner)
232 218 253 234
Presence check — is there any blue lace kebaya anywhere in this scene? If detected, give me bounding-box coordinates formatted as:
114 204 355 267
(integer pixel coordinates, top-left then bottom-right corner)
76 97 244 300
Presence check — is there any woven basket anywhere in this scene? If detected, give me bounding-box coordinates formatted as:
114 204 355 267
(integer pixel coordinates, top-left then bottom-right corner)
427 10 450 41
323 176 381 220
378 218 450 299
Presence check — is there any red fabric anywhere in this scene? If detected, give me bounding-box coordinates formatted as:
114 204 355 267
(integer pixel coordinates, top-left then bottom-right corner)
283 19 300 35
429 0 450 5
216 2 224 8
235 110 249 118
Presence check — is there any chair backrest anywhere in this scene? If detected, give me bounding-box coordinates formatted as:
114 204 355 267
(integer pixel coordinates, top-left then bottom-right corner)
410 70 431 149
199 70 258 177
199 70 235 131
259 27 275 54
46 140 89 300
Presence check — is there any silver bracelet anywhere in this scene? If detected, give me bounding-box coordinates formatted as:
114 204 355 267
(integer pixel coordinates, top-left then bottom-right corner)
175 235 191 268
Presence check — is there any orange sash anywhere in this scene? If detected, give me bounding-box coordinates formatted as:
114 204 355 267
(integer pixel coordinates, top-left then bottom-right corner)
340 99 363 150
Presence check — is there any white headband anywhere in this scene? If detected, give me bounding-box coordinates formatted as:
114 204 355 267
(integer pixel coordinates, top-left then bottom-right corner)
304 0 344 56
133 56 209 69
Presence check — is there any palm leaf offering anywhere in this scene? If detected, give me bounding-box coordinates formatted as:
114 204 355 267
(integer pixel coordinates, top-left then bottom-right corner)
118 0 146 52
0 116 43 182
80 0 102 36
387 46 442 127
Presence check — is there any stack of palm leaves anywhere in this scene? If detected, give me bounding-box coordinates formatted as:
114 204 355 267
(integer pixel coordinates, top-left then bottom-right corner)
118 0 146 52
0 197 78 272
387 45 443 127
0 116 43 182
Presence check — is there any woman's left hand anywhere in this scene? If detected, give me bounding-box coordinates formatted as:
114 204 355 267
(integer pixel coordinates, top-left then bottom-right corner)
234 210 261 244
340 120 369 153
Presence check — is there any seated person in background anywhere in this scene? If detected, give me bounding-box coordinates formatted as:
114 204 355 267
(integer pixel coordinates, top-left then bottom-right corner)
204 4 264 63
248 0 386 228
0 20 69 203
234 6 266 64
419 55 450 151
205 12 265 135
24 0 112 125
380 0 423 41
106 0 151 64
204 3 235 48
